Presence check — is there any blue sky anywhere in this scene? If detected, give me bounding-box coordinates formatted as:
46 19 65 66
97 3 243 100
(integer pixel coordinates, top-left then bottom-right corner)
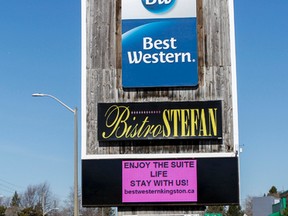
235 0 288 203
0 0 80 202
1 0 288 207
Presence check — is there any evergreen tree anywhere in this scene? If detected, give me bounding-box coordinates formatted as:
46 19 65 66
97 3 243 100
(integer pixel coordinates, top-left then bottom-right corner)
18 207 41 216
10 191 20 207
226 205 243 216
0 206 6 216
268 186 278 196
206 205 225 214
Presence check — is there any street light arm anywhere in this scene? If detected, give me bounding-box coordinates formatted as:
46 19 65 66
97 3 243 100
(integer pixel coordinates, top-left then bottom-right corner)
32 93 75 113
32 92 79 216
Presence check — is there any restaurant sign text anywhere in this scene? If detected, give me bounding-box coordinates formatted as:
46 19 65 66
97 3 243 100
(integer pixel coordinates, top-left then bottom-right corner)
98 101 222 141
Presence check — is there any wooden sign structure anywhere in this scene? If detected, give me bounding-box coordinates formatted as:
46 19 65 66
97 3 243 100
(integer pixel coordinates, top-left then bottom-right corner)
81 0 239 215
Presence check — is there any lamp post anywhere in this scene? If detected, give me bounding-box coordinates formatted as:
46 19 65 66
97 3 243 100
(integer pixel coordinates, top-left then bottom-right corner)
32 93 78 216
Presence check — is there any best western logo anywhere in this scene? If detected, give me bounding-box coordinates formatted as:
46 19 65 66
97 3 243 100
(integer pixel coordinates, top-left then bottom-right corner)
141 0 176 14
127 36 195 64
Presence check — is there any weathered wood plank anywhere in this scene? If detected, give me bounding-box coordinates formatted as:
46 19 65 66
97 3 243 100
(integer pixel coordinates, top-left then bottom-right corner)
85 0 235 156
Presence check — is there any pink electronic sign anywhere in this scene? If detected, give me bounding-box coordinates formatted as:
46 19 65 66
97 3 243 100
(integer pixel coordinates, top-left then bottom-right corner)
122 160 197 203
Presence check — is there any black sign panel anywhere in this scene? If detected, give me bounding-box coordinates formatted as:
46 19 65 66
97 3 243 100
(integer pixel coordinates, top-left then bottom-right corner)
98 101 222 141
82 157 239 207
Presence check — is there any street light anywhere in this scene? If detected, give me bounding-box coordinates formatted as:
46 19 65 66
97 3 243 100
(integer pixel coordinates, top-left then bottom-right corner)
32 93 78 216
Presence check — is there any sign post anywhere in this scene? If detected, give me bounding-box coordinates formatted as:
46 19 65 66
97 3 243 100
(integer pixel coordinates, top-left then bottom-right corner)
82 0 239 215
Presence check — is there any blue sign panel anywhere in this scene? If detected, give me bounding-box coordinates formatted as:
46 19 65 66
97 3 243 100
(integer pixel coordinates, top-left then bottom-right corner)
122 0 198 88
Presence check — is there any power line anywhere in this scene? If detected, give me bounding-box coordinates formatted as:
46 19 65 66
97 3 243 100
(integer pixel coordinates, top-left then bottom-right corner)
0 182 15 192
0 178 22 188
0 177 22 196
0 186 14 195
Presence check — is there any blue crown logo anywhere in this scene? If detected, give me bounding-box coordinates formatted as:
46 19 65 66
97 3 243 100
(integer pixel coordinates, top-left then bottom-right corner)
141 0 176 14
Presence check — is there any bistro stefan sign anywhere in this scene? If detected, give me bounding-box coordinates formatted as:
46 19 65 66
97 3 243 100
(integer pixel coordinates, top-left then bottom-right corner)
98 101 222 141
